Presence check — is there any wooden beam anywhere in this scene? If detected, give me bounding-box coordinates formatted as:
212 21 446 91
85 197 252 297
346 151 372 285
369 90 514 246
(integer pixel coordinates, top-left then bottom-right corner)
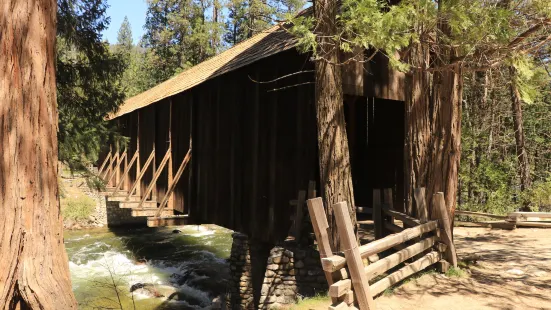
137 148 171 209
364 236 437 280
383 188 395 225
455 210 507 220
431 193 458 267
106 150 127 186
307 198 336 285
321 221 439 272
126 149 155 200
328 302 349 310
98 150 112 177
414 187 428 223
514 221 551 228
328 279 351 298
370 251 442 297
112 151 139 196
507 212 551 222
333 201 375 310
382 206 422 227
155 149 192 217
373 189 383 239
384 222 404 233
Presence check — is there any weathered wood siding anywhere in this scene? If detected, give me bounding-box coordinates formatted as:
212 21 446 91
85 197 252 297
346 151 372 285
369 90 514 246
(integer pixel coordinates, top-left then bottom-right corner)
138 105 156 199
189 50 319 241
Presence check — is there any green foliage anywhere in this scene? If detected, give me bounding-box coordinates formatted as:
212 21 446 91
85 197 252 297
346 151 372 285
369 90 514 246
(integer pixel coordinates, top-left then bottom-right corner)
225 0 305 46
62 196 96 221
57 0 127 171
445 267 467 278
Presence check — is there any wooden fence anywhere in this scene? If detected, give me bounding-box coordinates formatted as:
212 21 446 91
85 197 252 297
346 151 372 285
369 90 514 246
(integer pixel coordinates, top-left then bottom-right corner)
307 188 457 310
455 210 551 229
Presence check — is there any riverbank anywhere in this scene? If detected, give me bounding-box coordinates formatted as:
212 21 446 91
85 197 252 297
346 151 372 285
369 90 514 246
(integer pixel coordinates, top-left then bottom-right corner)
60 169 107 230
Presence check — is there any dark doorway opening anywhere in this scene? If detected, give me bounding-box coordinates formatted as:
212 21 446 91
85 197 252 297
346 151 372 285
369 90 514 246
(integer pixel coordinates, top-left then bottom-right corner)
345 96 405 213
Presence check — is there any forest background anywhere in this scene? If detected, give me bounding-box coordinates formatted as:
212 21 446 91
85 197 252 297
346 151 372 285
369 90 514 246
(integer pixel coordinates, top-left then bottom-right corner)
58 0 551 215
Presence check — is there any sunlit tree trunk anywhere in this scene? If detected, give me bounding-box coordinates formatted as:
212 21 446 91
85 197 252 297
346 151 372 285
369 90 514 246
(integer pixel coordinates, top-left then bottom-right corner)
0 0 77 308
314 0 357 249
509 67 531 210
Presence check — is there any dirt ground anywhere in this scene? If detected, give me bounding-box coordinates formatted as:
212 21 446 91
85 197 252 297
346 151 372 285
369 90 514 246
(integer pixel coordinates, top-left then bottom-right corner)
295 227 551 310
376 227 551 310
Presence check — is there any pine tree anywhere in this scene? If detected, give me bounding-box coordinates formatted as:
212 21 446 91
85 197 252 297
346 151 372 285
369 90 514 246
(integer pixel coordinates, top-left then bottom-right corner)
117 16 133 52
57 0 127 170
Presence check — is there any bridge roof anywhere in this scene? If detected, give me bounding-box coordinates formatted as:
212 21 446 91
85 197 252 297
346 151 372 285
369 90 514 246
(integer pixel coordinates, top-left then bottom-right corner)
109 24 298 119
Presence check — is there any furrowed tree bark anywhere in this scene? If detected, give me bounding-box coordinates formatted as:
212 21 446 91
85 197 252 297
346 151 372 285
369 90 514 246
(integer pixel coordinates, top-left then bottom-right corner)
404 39 431 217
509 66 531 210
0 0 78 309
314 0 357 250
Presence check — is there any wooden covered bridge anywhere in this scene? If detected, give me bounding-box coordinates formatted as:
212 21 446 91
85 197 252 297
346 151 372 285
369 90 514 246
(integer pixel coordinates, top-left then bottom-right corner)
99 22 406 243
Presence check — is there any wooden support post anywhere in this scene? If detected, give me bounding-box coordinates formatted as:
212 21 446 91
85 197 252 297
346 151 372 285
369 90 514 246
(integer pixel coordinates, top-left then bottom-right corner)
155 149 192 217
383 188 394 225
373 189 383 239
126 149 155 199
104 149 117 181
113 151 139 196
106 150 126 186
414 188 428 223
307 198 336 286
333 201 375 310
137 148 171 209
293 190 307 241
431 192 458 268
115 149 123 186
308 180 316 199
98 150 112 177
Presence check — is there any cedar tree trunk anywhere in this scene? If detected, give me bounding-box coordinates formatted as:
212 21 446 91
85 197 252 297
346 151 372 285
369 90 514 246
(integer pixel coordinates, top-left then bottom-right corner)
0 0 78 308
404 40 431 217
314 0 357 250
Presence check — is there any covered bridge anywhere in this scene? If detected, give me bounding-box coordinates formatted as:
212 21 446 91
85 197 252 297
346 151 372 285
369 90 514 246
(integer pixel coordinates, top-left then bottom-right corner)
100 22 406 243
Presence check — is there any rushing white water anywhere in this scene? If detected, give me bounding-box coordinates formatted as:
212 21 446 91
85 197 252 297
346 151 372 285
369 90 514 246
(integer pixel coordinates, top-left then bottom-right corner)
65 225 232 310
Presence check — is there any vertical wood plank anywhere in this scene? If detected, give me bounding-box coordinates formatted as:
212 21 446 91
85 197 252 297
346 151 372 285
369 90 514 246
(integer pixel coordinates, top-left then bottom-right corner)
431 192 458 267
373 189 382 239
293 190 307 241
307 197 335 286
414 187 428 223
168 99 174 210
383 188 395 225
308 180 316 199
333 201 376 310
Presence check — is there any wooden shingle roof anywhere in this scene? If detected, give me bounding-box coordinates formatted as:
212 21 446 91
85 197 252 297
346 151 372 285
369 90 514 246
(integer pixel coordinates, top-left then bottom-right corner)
110 24 298 119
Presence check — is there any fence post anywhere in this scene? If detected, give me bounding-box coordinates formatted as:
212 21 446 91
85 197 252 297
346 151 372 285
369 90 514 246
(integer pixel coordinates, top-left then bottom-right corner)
373 189 383 239
383 188 394 226
307 197 335 286
333 201 375 310
431 192 458 267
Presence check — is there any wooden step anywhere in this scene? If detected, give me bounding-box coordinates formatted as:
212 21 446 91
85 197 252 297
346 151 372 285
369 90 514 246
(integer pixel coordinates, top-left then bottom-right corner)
107 195 140 202
132 208 174 217
147 215 191 227
119 201 158 209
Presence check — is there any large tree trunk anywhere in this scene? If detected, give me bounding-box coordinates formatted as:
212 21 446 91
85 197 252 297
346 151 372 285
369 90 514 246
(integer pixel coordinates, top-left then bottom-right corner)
0 0 78 308
314 0 357 250
404 40 431 217
509 67 531 210
427 63 463 220
406 1 463 221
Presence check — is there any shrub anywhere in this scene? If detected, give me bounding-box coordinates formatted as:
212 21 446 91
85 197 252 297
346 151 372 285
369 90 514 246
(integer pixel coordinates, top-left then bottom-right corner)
62 196 95 221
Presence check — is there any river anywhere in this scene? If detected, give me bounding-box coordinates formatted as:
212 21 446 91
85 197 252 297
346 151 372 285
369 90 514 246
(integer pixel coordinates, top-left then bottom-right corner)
64 225 233 309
